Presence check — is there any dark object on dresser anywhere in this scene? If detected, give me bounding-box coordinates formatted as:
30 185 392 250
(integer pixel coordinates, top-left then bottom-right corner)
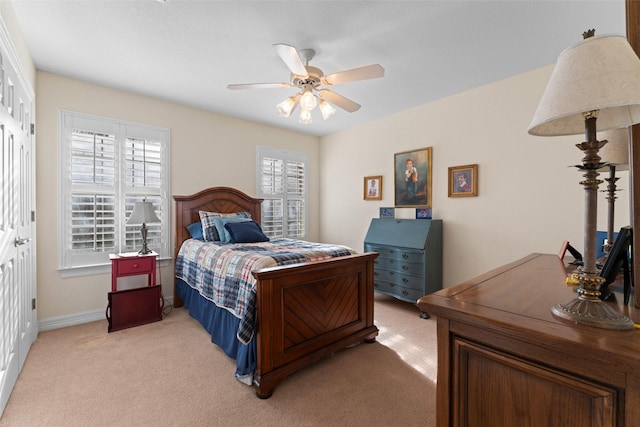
364 218 442 318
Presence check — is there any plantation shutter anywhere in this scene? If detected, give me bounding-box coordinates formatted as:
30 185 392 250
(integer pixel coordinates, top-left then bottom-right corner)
60 111 170 273
257 146 307 239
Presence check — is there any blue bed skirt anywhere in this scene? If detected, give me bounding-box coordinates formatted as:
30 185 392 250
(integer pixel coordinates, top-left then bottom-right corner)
177 278 257 378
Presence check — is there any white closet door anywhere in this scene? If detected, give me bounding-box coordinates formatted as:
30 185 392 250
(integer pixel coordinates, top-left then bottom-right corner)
0 25 36 417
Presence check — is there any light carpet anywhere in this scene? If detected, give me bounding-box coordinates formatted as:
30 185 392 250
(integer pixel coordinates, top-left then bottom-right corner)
0 294 437 426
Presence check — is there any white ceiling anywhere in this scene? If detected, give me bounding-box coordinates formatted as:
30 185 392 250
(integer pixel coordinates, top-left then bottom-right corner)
10 0 626 137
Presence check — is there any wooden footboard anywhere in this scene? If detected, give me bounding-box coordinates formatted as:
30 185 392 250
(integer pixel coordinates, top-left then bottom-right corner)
252 252 379 398
173 187 379 398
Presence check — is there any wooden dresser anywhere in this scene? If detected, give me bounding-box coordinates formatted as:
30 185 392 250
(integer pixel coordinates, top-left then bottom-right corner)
418 253 640 427
364 218 442 315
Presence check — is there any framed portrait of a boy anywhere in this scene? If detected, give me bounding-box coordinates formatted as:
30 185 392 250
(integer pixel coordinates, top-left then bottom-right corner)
394 147 432 207
364 175 382 200
448 164 478 197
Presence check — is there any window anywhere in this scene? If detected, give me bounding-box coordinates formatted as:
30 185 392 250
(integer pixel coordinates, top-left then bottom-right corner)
256 146 307 239
59 111 170 274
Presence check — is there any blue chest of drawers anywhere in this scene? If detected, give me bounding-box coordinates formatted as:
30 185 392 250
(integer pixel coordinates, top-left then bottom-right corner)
364 218 442 316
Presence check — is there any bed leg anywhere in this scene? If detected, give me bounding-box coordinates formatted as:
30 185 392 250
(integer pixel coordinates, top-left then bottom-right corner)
255 388 274 399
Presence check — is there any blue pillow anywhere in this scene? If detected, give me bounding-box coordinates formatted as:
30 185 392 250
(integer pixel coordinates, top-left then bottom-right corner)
213 216 252 243
199 211 251 241
186 222 204 240
225 221 269 243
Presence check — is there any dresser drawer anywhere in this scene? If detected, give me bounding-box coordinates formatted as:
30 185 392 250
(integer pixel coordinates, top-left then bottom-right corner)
373 280 424 303
374 257 424 276
366 244 424 264
373 268 424 290
113 256 154 275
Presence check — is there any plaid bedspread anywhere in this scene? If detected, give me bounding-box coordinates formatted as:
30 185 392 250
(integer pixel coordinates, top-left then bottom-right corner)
175 238 356 344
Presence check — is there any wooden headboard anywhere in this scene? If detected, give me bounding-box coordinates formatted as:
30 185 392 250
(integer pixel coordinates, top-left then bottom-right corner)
173 187 263 257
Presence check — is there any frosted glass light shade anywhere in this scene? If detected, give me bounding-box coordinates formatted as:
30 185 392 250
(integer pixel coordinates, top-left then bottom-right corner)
319 99 336 120
300 90 317 111
299 108 313 124
276 94 301 117
528 35 640 136
598 127 630 171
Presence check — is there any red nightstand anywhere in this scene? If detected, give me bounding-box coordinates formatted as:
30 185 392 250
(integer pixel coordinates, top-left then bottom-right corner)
106 252 163 332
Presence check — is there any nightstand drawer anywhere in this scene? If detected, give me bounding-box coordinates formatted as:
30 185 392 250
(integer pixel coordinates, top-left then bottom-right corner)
113 256 154 275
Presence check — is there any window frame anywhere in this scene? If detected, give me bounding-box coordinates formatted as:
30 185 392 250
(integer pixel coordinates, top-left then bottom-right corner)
256 145 307 239
58 110 171 277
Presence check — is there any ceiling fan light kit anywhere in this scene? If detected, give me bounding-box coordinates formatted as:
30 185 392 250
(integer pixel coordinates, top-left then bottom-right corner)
228 43 384 124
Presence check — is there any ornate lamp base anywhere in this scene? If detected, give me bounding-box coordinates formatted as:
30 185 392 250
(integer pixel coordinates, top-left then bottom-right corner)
551 273 634 330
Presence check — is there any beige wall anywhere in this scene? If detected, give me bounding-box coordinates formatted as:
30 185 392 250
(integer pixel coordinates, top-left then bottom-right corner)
36 71 320 320
320 65 630 288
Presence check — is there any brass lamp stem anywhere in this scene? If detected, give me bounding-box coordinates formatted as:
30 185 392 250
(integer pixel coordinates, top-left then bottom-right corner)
550 114 634 330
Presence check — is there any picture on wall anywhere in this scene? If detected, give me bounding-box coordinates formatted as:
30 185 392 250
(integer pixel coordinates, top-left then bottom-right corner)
394 147 432 207
448 164 478 197
380 207 395 218
364 175 382 200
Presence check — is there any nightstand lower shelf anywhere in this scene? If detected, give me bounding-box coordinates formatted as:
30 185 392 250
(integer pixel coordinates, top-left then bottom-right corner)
106 285 164 332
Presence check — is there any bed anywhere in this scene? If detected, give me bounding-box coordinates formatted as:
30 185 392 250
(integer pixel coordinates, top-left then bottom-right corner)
173 186 378 398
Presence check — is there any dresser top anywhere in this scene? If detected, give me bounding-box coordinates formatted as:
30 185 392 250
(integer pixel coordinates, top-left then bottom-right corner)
418 253 640 364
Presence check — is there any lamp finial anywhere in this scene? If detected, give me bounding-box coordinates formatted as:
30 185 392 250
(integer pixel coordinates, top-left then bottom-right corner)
583 29 596 39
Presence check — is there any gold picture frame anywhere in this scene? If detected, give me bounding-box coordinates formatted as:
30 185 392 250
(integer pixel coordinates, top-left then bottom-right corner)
394 147 432 207
364 175 382 200
448 164 478 197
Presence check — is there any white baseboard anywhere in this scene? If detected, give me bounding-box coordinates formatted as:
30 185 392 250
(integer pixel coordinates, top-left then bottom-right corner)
38 297 175 332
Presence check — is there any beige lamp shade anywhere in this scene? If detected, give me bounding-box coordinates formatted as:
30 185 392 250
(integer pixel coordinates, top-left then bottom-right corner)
598 127 630 171
528 35 640 136
127 201 161 225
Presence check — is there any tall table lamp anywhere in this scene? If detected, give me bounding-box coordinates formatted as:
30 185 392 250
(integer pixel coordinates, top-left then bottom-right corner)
597 127 630 266
126 200 161 255
528 30 640 330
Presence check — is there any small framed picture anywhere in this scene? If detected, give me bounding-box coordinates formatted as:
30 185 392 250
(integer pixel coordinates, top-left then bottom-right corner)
448 164 478 197
379 207 395 218
416 208 432 219
364 175 382 200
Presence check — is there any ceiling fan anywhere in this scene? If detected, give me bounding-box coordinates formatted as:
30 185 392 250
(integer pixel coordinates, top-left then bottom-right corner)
227 43 385 123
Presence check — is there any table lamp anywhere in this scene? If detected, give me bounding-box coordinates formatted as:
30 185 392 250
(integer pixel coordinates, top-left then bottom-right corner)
528 30 640 330
126 200 161 254
597 127 630 266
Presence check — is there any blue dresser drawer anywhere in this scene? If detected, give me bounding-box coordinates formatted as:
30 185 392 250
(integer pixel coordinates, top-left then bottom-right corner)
373 280 425 303
373 257 425 276
366 244 424 264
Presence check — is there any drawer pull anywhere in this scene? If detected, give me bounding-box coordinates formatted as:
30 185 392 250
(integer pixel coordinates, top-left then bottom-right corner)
132 263 139 268
402 254 409 259
402 265 409 271
402 278 409 283
388 271 395 276
387 250 395 254
374 271 379 276
402 290 409 296
389 283 395 288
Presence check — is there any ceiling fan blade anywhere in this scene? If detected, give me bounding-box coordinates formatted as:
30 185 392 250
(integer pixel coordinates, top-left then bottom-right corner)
323 64 385 85
227 82 291 90
273 43 308 77
317 89 361 113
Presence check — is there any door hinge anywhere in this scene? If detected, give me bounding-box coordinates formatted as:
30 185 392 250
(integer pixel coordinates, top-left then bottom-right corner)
31 210 35 222
32 298 36 310
30 123 35 135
